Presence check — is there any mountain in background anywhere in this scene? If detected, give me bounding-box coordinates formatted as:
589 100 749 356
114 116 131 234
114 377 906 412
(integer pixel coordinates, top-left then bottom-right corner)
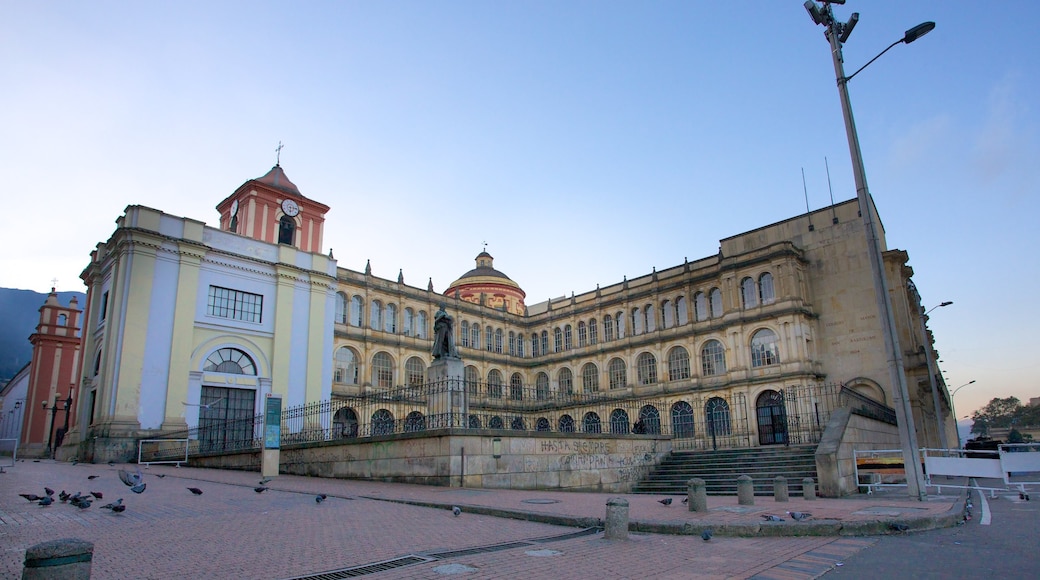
0 288 87 381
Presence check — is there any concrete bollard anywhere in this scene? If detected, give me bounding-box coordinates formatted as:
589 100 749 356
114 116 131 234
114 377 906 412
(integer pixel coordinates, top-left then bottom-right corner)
803 477 817 500
737 475 755 506
604 497 629 540
774 475 789 502
687 478 708 512
22 538 93 580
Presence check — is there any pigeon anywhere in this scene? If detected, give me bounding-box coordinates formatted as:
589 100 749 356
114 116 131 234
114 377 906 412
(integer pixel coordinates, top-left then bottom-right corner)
58 490 70 502
155 474 166 479
187 487 203 495
889 522 909 533
100 499 124 510
107 461 115 466
71 459 79 466
44 487 55 496
91 491 104 500
658 498 673 506
71 498 92 509
787 511 812 521
762 515 786 522
315 494 327 503
254 486 268 493
130 483 146 494
452 506 462 517
87 475 99 480
701 529 713 541
19 493 43 502
110 504 126 513
38 496 54 507
118 469 144 487
259 477 272 485
682 497 688 505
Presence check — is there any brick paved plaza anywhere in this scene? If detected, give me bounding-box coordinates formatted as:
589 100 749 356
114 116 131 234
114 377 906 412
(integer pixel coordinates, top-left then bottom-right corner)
1 461 961 579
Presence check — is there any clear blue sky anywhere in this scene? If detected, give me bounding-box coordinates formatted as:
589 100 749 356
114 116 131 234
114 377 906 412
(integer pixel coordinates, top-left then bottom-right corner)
2 1 1037 418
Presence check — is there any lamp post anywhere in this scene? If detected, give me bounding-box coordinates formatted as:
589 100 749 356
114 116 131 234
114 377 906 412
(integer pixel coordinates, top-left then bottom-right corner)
41 393 73 459
920 300 952 450
805 0 936 500
952 381 977 445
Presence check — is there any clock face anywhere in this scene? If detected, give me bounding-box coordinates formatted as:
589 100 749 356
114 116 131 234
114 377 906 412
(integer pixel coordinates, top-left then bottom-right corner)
230 200 239 216
281 199 300 217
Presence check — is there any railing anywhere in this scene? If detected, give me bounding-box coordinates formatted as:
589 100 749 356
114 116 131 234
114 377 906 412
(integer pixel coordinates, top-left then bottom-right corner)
840 385 897 424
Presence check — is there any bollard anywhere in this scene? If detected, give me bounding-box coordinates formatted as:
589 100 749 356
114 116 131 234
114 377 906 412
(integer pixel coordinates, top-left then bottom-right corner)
737 475 755 506
22 538 93 580
604 497 629 540
774 475 789 502
803 477 817 500
687 478 708 512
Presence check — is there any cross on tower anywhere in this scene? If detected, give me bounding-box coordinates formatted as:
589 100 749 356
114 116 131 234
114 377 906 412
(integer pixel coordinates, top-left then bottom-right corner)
50 278 58 290
275 141 284 165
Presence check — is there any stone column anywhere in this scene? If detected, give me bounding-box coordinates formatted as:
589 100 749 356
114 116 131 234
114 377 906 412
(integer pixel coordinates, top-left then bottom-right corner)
427 357 466 428
774 476 789 502
604 498 629 540
687 478 708 512
22 538 93 579
803 477 817 500
737 475 755 506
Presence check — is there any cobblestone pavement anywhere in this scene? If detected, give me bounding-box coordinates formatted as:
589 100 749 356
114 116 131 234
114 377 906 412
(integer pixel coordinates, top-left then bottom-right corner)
0 461 961 579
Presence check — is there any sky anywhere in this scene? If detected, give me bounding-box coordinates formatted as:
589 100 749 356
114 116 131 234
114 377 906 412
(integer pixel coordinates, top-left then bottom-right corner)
1 1 1037 419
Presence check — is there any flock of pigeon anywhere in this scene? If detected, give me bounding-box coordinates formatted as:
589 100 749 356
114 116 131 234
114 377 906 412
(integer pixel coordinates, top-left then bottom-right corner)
652 497 819 539
18 464 332 515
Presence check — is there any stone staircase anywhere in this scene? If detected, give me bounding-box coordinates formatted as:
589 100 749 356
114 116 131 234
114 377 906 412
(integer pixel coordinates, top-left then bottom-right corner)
632 445 819 496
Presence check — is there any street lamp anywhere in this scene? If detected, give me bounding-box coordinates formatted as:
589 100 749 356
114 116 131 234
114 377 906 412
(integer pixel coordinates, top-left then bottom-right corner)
918 300 952 450
805 0 936 501
41 392 73 459
951 380 977 398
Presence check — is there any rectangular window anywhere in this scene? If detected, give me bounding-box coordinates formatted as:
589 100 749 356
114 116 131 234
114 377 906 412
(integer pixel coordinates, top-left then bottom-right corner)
207 286 263 323
100 291 109 322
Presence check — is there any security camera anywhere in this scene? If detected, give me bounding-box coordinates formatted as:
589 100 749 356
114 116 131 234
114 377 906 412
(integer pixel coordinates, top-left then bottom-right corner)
838 12 859 43
804 1 824 25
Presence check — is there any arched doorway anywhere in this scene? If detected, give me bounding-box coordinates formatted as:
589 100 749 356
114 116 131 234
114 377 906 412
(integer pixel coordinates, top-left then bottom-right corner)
333 407 359 438
756 390 788 445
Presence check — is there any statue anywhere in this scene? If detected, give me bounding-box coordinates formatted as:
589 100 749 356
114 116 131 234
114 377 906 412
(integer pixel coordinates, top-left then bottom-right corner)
432 303 459 359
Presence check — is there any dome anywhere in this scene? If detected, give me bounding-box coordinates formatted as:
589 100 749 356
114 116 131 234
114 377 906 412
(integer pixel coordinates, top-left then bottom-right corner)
445 252 526 315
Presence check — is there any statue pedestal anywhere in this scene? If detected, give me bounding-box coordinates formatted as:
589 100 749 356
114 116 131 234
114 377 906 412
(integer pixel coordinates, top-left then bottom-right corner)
427 357 466 428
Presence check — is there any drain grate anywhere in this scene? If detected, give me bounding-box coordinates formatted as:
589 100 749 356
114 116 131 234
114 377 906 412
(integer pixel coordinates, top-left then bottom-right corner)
286 555 435 579
528 527 601 543
425 541 533 559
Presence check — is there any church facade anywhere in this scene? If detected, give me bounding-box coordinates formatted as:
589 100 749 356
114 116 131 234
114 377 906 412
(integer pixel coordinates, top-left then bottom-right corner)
66 164 956 461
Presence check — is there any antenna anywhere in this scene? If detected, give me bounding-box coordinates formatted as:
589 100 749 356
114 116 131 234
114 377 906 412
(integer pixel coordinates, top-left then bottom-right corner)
802 168 815 232
825 157 839 224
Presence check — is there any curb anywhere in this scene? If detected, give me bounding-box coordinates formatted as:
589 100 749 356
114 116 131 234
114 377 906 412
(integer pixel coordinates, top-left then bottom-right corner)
366 495 966 538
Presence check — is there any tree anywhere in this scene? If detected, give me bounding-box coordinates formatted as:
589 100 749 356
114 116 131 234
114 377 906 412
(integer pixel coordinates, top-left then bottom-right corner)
970 397 1024 437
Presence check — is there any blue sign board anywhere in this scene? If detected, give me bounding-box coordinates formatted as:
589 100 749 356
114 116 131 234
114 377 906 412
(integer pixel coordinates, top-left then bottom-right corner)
264 395 282 449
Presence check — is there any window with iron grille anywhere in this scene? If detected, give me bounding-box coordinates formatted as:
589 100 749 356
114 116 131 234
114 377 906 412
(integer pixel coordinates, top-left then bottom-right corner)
557 368 572 395
667 346 690 381
582 363 599 392
488 370 503 398
512 373 527 399
405 357 425 387
610 409 630 434
207 286 263 323
583 412 602 433
608 358 627 389
536 372 550 399
637 352 657 385
701 340 726 376
204 348 257 375
465 365 480 396
559 414 575 432
372 352 394 388
198 386 256 453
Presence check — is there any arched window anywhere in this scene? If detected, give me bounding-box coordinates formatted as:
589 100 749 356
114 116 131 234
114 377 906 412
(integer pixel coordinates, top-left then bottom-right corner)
583 412 602 434
495 328 503 353
638 405 661 434
588 318 598 345
705 397 732 436
616 311 626 338
334 347 359 384
371 409 395 436
750 328 780 367
335 292 348 324
204 348 257 375
508 331 516 355
417 311 428 339
471 324 480 350
741 277 758 309
531 333 540 357
582 363 599 392
405 357 425 387
578 321 587 347
636 352 657 385
701 340 726 376
488 416 504 429
541 331 549 355
350 296 363 326
603 314 614 341
372 352 394 388
468 415 482 429
536 372 550 399
557 368 572 396
464 365 480 396
536 417 551 432
486 326 493 352
370 300 383 330
676 296 688 325
512 373 526 400
403 308 414 336
558 414 575 433
460 321 470 347
608 358 627 389
554 327 563 353
694 292 708 321
516 336 524 358
632 307 643 335
333 407 358 438
385 303 397 333
667 346 690 381
277 215 296 245
488 370 503 398
511 416 526 430
404 411 426 432
662 299 673 328
564 325 573 350
610 409 630 434
709 288 723 318
759 272 775 304
645 304 656 332
671 401 695 438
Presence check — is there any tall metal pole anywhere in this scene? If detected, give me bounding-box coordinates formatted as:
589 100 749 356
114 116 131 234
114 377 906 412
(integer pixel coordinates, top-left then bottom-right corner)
821 3 927 500
919 303 948 450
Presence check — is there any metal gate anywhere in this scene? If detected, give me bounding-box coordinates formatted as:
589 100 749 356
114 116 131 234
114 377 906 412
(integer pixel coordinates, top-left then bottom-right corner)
756 389 788 445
